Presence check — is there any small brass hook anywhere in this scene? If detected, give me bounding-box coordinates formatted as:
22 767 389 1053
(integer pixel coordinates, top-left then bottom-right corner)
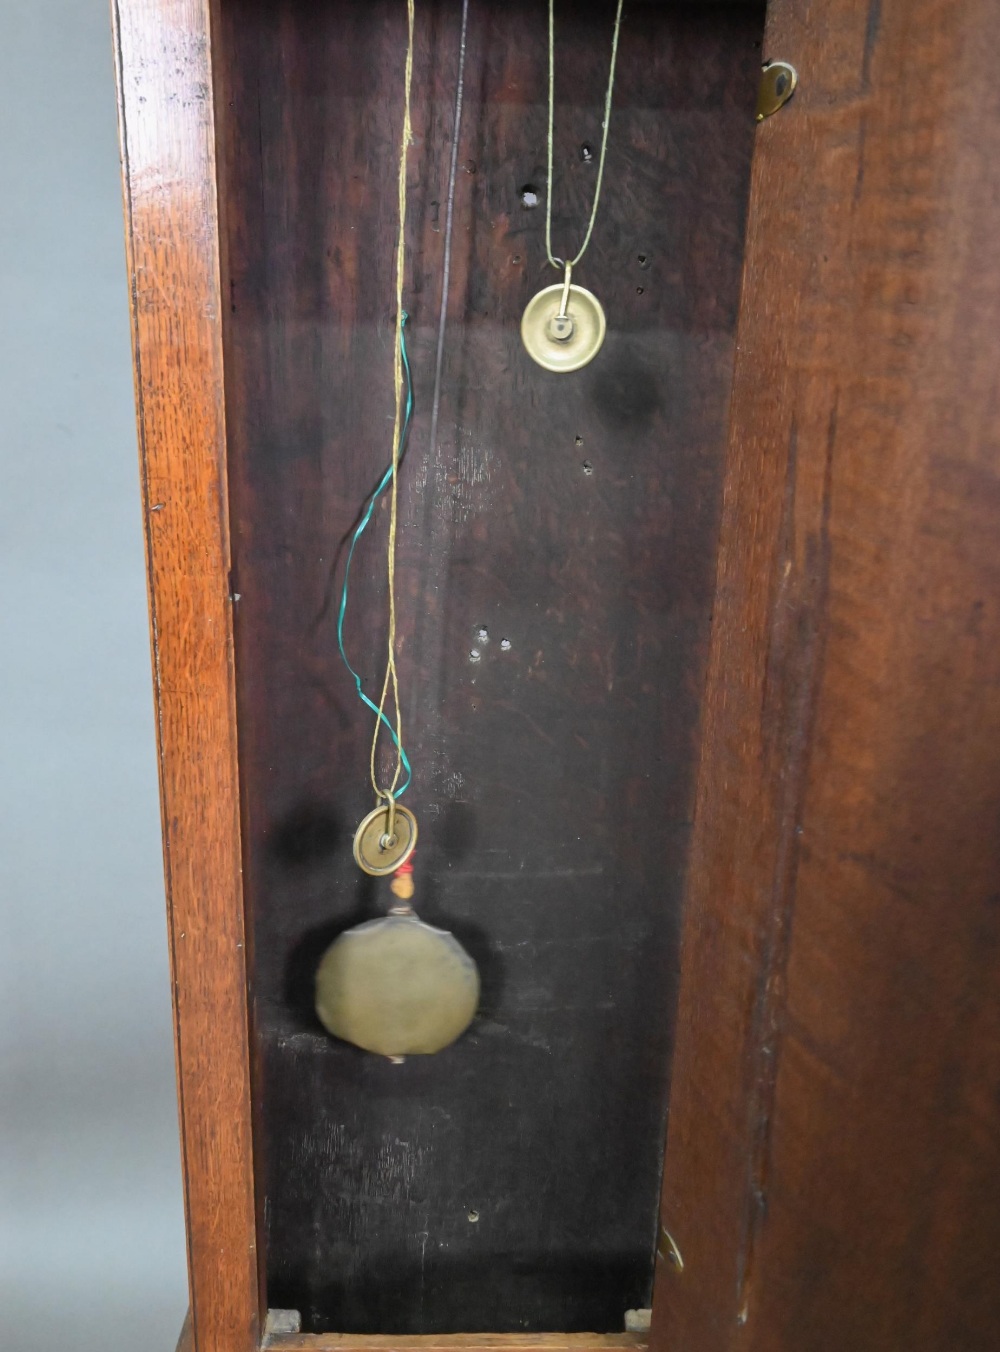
657 1224 684 1273
380 789 398 850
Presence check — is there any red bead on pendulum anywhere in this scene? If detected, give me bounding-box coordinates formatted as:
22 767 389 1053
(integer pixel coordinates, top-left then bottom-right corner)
389 858 416 908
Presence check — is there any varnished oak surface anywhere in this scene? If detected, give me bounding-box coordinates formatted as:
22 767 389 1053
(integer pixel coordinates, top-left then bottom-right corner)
654 1 1000 1350
118 0 1000 1346
114 1 259 1350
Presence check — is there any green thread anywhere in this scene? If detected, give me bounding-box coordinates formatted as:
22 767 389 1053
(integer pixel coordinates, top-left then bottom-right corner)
336 315 413 796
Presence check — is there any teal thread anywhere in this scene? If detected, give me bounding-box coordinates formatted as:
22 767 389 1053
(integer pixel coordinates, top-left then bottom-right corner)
336 313 413 797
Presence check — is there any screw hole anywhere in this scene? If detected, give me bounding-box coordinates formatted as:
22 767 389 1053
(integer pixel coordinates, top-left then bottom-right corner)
519 184 539 208
469 649 482 664
580 143 594 163
476 627 489 644
637 253 650 268
512 254 521 264
500 638 512 651
467 1209 480 1223
574 435 583 446
636 287 644 295
582 461 594 476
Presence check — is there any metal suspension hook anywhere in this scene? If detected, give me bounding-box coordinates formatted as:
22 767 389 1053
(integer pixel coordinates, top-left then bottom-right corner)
379 789 398 850
557 261 573 319
541 261 576 345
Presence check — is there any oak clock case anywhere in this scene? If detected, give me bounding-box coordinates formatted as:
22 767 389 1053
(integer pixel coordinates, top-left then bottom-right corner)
118 0 1000 1346
125 0 764 1341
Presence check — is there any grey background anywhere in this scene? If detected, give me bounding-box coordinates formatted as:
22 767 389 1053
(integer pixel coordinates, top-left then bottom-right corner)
0 4 188 1349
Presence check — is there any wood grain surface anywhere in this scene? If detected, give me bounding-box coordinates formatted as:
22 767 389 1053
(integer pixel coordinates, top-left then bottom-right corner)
652 1 1000 1350
214 0 763 1335
113 2 259 1350
265 1336 647 1352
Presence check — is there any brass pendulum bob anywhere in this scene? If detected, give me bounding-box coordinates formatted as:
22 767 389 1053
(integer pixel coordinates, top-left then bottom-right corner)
521 261 607 373
315 804 480 1058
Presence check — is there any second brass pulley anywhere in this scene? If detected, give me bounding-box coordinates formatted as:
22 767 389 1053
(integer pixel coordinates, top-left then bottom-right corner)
521 282 607 372
352 802 418 876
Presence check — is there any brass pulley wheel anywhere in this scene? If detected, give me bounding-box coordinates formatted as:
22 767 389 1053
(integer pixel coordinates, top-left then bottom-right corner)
352 802 418 876
521 283 607 372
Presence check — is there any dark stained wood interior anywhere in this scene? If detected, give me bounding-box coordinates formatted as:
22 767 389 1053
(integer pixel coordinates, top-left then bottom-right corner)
215 0 764 1334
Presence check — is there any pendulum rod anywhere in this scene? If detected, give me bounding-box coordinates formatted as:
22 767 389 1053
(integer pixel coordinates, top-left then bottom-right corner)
407 0 471 742
427 0 471 473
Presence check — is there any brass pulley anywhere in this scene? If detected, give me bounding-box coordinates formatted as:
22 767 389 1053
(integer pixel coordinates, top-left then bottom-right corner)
521 263 607 373
352 799 418 876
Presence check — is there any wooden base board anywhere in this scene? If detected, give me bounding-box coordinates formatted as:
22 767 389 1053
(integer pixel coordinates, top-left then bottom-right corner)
264 1336 648 1352
175 1309 650 1352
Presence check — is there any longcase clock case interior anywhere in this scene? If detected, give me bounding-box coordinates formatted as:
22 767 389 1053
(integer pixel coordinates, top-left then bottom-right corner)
118 0 1000 1347
203 0 761 1337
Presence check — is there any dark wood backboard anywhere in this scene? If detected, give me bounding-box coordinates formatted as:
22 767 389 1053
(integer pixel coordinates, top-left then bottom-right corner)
214 0 763 1334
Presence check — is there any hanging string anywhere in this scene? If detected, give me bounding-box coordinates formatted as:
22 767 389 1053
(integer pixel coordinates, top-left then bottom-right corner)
544 0 624 271
336 315 414 798
370 0 416 803
427 0 470 471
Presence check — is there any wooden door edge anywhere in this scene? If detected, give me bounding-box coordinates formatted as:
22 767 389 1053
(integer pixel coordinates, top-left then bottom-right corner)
112 0 260 1347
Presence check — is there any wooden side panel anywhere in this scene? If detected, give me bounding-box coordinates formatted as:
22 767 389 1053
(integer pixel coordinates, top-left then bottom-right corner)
653 1 1000 1350
113 2 259 1350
